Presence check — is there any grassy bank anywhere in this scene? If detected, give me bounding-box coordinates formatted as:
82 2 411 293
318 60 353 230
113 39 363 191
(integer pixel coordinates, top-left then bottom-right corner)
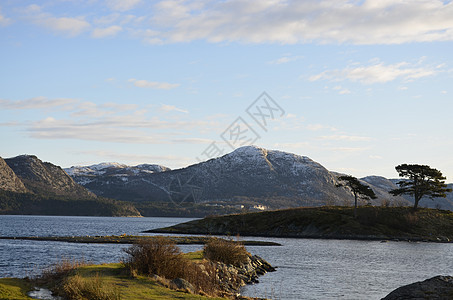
1 238 273 299
0 263 226 300
147 206 453 242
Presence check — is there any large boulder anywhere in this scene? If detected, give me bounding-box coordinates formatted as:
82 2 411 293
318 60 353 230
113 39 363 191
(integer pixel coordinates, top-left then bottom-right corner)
382 276 453 300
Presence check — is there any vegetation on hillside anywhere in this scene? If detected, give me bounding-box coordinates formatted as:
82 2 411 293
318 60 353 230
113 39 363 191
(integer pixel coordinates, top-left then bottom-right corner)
150 206 453 242
0 190 140 216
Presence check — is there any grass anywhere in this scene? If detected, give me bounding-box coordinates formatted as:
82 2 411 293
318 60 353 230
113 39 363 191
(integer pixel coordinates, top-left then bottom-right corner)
0 278 34 300
203 237 250 266
1 237 260 300
0 263 227 300
72 263 225 300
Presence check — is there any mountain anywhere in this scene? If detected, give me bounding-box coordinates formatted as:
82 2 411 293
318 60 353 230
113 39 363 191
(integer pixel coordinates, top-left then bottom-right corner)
0 157 27 193
65 146 453 210
67 146 354 207
0 155 141 216
64 162 171 200
5 155 95 199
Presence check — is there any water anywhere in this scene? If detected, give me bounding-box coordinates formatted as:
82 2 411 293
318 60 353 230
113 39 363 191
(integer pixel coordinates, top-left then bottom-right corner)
0 215 200 278
241 238 453 299
2 215 453 299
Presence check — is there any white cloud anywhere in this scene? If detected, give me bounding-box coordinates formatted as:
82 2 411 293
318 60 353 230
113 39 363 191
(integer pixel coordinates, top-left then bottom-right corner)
106 0 142 12
142 0 453 45
39 16 90 36
0 97 78 110
24 5 90 37
268 55 302 65
128 79 180 90
160 104 188 113
310 61 439 84
91 25 122 38
15 1 453 44
333 85 351 94
0 8 11 26
306 124 337 131
319 135 372 142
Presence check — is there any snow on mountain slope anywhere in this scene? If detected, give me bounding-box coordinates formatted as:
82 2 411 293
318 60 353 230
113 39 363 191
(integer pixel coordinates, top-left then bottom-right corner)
65 146 352 206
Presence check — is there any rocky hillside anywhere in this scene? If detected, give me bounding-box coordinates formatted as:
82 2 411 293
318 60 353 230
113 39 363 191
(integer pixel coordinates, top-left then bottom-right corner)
5 155 95 199
1 155 141 217
65 146 453 209
65 162 171 201
0 157 27 193
66 146 354 206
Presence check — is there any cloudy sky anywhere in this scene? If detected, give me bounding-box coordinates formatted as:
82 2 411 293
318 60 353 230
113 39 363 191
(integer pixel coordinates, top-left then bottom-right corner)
1 0 453 181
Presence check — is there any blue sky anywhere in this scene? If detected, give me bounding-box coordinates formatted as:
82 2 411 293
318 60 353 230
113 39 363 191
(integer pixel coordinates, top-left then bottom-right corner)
1 0 453 181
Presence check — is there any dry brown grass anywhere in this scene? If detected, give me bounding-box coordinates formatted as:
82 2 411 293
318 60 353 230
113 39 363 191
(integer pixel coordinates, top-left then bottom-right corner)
63 273 120 300
123 236 231 297
203 237 249 267
38 259 87 283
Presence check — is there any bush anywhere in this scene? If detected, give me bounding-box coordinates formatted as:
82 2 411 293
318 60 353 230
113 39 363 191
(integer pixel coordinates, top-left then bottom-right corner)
63 273 120 300
203 237 250 266
38 259 86 283
123 236 238 297
123 237 186 279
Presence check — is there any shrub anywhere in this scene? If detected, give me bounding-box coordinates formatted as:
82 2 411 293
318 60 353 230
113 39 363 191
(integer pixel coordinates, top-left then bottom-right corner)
123 236 238 297
38 259 86 283
123 237 186 279
203 237 249 266
63 273 120 300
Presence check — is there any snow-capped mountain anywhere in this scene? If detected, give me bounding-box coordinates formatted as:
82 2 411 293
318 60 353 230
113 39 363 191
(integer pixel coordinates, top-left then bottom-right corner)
64 162 171 201
62 146 453 209
65 146 352 206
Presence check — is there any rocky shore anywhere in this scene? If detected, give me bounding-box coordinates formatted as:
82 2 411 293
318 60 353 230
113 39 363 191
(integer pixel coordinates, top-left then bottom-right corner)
382 276 453 299
216 254 276 295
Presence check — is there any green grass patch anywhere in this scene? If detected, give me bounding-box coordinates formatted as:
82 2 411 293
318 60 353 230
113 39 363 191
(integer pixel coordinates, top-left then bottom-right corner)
72 263 225 300
0 278 33 300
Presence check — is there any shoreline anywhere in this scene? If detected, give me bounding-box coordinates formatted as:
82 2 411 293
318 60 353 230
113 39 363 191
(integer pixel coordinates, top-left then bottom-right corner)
0 235 281 246
147 229 452 243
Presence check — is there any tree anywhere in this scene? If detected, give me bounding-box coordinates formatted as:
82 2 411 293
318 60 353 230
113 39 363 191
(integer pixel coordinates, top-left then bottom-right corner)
336 175 377 218
389 164 452 210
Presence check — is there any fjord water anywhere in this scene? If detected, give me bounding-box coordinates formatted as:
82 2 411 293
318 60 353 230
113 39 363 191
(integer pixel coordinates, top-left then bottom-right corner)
2 216 453 299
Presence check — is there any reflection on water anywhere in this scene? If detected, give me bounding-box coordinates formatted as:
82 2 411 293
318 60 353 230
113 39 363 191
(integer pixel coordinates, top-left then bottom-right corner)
2 215 453 299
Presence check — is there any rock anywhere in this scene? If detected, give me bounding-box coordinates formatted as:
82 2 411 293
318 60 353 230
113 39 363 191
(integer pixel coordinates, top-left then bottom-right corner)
170 278 195 293
382 276 453 300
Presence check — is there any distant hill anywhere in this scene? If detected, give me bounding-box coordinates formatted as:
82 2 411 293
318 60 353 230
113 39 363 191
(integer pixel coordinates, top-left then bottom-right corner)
5 155 95 199
0 157 27 193
0 155 141 216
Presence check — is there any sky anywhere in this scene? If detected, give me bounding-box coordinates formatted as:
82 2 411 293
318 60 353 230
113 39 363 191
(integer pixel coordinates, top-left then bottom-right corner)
1 0 453 181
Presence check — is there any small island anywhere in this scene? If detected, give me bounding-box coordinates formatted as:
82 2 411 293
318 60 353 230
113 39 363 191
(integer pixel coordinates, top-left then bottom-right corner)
146 206 453 242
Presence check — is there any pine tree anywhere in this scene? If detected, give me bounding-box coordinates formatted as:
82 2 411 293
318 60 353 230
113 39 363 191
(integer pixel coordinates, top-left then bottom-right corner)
337 175 377 218
390 164 452 210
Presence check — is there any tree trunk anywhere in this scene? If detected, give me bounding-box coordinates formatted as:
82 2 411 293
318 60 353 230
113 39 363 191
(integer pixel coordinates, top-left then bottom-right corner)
413 196 421 210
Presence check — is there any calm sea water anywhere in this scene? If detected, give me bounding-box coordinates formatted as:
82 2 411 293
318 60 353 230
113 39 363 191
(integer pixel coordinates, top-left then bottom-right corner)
1 215 453 299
